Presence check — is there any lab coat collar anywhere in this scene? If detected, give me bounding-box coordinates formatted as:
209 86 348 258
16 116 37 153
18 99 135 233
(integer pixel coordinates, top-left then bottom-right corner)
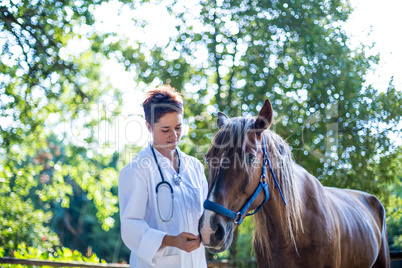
147 142 183 172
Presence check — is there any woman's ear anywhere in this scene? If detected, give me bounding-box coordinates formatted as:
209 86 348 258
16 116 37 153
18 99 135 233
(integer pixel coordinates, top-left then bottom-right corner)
145 121 152 133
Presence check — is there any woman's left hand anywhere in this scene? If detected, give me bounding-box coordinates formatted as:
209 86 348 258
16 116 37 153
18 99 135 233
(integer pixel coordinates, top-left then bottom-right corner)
162 232 201 252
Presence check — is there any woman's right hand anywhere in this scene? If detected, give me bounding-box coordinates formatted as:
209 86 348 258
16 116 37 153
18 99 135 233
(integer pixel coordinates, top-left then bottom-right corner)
161 232 201 252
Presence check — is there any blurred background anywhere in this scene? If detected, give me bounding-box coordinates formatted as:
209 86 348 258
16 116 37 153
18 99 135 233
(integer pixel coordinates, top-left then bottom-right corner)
1 0 401 266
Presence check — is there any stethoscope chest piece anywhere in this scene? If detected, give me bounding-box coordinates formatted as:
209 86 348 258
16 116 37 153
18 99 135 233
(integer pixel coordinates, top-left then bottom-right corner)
173 174 182 186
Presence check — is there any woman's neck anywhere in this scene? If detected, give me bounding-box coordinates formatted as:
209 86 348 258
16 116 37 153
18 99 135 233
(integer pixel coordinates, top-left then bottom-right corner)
154 146 175 160
153 145 179 172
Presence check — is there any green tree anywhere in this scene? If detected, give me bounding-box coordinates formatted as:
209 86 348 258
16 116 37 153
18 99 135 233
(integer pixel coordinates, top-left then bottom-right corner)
386 147 402 251
0 0 127 260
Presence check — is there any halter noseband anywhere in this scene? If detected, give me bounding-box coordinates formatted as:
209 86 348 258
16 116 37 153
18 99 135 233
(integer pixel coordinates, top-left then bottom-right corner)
203 135 287 225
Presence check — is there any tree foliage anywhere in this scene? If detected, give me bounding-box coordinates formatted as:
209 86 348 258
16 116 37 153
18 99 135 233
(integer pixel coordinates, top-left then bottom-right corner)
386 147 402 251
0 243 105 266
0 0 127 260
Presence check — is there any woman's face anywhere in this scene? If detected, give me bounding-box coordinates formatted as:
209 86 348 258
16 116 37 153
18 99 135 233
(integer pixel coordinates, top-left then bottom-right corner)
147 112 183 152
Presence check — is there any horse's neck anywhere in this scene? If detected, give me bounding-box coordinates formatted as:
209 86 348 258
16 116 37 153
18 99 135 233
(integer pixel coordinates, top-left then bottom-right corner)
262 195 289 244
261 163 322 247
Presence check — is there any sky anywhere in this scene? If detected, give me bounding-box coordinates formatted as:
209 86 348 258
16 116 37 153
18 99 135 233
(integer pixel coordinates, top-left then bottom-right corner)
92 0 402 153
343 0 402 92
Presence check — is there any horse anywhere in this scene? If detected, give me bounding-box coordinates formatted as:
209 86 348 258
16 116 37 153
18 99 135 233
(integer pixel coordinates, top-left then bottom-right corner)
198 99 390 267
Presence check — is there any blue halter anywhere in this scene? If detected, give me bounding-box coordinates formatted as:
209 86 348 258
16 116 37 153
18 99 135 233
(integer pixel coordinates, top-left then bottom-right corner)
203 135 287 225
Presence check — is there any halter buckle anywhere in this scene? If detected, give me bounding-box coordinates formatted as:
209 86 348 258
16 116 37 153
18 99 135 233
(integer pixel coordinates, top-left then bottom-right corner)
234 212 242 224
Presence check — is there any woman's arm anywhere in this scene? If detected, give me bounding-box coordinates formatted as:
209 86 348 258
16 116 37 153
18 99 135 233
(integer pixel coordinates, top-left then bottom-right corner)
119 163 167 266
161 232 201 253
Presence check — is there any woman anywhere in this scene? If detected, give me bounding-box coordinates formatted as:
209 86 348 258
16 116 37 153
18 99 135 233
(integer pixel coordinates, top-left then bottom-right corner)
118 85 208 268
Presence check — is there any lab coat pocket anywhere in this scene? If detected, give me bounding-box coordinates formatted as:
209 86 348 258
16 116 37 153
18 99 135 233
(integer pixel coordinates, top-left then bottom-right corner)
159 254 179 268
187 186 203 217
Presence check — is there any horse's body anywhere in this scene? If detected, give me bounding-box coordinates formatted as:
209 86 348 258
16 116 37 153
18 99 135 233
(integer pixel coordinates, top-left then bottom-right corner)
199 99 390 267
259 162 389 267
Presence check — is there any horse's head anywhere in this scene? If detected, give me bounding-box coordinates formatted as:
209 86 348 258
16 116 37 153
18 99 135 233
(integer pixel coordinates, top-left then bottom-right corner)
198 99 275 253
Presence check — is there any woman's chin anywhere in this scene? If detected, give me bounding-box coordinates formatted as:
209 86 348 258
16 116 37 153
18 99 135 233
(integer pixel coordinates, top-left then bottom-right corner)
154 142 177 150
166 142 178 148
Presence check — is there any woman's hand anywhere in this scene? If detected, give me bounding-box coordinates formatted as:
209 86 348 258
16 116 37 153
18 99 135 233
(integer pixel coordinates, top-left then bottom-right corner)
161 232 201 252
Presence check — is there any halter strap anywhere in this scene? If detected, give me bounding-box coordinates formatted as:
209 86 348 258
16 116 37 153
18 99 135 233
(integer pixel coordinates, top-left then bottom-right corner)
265 141 287 205
203 180 269 225
203 134 287 225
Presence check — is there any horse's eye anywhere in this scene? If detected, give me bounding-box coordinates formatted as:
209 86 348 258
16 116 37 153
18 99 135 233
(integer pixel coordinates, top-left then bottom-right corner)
247 154 255 165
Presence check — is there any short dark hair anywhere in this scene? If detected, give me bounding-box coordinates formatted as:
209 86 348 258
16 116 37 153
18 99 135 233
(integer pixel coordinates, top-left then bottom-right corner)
143 85 183 126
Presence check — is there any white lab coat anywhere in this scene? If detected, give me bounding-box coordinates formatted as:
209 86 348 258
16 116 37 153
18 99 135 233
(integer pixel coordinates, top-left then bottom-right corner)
119 143 208 268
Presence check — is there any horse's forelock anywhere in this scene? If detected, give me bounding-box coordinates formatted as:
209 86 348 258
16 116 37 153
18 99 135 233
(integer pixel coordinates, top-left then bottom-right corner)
208 117 256 170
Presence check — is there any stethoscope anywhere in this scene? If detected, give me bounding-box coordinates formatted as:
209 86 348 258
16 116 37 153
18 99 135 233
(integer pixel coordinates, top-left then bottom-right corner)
150 144 182 222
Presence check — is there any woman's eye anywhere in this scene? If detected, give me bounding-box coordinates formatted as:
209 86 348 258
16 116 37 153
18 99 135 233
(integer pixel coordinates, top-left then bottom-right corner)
162 130 169 133
247 154 255 165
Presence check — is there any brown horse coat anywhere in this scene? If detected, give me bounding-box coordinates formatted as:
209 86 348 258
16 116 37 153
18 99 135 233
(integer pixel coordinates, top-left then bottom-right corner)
256 163 390 267
199 99 390 268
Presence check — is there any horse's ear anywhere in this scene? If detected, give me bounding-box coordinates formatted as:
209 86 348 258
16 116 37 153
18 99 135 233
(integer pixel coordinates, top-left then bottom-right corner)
217 112 229 129
254 99 273 134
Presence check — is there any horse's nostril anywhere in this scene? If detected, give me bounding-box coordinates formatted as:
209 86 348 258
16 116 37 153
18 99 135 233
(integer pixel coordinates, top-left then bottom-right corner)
215 223 225 241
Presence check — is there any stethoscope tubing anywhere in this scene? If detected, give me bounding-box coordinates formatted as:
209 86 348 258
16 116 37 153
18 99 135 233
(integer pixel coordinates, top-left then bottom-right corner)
151 144 180 222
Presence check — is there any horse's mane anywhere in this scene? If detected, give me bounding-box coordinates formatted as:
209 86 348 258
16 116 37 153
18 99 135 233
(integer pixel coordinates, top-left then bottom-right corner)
254 130 304 260
208 116 304 260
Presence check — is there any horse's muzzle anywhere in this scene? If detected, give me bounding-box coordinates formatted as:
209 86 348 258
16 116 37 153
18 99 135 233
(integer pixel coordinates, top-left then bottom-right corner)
198 210 234 253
